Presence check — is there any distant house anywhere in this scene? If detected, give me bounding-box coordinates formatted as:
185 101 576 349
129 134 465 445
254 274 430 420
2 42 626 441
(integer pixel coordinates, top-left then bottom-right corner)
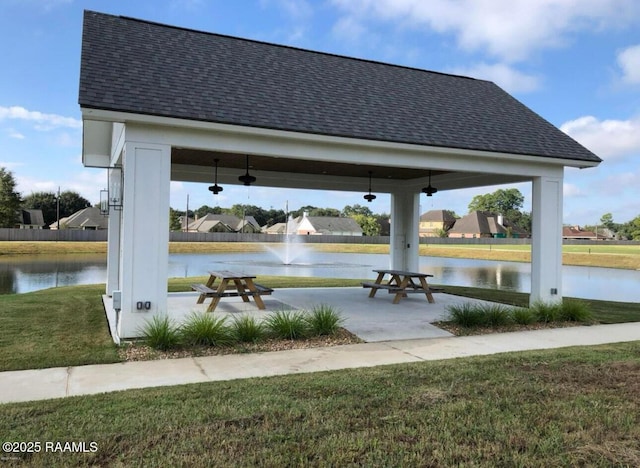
295 214 363 236
419 210 456 237
51 207 108 230
16 209 46 229
562 226 610 240
263 222 287 234
448 211 527 238
187 213 261 233
177 215 194 231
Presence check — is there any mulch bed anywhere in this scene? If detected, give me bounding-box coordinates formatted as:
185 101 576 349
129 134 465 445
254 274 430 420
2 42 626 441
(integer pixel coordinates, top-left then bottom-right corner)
118 328 363 362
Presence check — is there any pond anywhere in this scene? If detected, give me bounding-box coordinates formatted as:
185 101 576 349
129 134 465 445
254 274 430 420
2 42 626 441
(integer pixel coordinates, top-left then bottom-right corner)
1 251 638 303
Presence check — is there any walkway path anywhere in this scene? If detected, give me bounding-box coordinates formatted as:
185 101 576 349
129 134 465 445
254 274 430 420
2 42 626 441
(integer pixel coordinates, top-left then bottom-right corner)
1 322 639 404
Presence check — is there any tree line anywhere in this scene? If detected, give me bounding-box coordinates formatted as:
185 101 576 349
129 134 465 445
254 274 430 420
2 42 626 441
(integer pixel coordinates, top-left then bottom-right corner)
0 167 92 228
2 166 640 239
170 203 390 236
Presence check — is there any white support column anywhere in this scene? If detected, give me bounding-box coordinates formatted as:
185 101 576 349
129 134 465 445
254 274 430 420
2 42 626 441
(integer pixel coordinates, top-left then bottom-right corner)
118 141 171 338
530 171 563 305
390 190 421 271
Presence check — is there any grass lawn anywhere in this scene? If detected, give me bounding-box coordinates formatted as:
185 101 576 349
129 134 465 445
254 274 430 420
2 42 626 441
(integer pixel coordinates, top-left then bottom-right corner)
1 343 639 466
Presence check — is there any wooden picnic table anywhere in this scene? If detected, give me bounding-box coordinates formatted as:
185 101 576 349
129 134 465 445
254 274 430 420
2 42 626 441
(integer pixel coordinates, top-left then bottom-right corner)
191 270 273 313
362 269 442 304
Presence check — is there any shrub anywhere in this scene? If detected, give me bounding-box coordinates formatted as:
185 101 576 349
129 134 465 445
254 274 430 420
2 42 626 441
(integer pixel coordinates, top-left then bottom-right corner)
481 303 513 327
446 303 486 327
561 300 593 323
511 307 536 325
306 304 344 336
139 315 181 350
231 315 265 343
265 310 309 340
530 301 563 323
180 313 233 347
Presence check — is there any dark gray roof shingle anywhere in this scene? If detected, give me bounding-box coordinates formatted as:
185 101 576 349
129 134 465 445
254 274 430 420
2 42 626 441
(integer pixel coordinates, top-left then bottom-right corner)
79 11 601 163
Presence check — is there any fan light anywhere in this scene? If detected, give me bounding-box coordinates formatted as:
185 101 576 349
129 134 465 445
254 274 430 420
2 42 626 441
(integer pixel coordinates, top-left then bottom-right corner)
208 158 223 195
364 171 377 202
422 170 438 197
238 155 256 186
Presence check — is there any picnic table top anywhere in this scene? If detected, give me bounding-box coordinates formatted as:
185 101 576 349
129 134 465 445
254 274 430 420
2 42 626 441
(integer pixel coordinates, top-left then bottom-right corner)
208 270 257 280
373 269 433 277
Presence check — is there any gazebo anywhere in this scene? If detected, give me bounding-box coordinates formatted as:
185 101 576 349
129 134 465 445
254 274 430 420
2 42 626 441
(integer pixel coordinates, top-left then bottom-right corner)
79 11 601 339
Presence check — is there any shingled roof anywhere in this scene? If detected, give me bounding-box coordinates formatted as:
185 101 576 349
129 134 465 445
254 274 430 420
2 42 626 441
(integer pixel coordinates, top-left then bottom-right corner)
79 11 600 164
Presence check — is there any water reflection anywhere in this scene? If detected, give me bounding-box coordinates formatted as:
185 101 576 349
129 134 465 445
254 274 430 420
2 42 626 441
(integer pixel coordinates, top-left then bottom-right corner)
1 252 639 303
0 254 107 294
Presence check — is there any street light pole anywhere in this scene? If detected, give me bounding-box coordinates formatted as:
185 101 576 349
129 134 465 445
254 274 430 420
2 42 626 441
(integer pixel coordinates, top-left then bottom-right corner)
56 186 60 230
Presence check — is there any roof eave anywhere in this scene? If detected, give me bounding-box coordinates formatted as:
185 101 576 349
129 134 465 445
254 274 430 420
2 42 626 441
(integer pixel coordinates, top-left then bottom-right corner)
80 107 602 170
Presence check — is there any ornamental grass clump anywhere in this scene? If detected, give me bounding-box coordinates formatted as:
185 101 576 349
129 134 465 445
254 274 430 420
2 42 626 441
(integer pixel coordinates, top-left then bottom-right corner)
264 310 310 340
231 315 265 343
139 315 181 351
306 304 344 336
560 299 593 323
180 312 233 347
511 307 536 325
446 302 487 328
481 303 513 327
531 301 563 323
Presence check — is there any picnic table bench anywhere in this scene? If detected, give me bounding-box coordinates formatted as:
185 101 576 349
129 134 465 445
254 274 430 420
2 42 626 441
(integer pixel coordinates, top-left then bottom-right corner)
362 269 443 304
191 270 273 312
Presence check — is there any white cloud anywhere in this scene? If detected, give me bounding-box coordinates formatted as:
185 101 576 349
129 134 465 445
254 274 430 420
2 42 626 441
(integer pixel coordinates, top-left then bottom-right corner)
0 105 82 130
261 0 313 20
5 128 25 139
449 62 541 94
560 115 640 160
330 0 639 62
563 183 583 197
16 170 107 204
331 15 367 43
0 161 24 170
617 44 640 84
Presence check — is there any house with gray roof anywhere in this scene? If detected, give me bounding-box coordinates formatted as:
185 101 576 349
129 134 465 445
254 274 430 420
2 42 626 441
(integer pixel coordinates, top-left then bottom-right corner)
52 207 108 230
16 209 46 229
295 215 363 236
78 11 600 339
419 210 456 237
448 211 528 238
187 213 260 233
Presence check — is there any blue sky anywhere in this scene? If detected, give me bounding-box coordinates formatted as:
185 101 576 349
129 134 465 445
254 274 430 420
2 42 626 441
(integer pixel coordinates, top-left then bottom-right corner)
1 0 639 226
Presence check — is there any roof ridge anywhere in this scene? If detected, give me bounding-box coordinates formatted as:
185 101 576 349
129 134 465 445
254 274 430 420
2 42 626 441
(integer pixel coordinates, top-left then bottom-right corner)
87 10 481 83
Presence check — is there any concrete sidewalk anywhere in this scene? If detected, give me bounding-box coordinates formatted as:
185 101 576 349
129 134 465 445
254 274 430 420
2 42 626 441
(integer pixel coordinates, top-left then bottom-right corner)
1 322 639 404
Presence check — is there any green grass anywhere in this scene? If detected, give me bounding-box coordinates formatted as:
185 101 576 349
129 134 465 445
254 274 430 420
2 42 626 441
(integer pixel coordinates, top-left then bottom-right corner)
264 309 310 340
0 284 119 371
139 315 182 350
179 313 233 347
231 314 266 343
1 343 638 466
306 304 344 336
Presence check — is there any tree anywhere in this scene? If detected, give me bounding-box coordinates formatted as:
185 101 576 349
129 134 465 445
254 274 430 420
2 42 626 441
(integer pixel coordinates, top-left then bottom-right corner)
351 213 380 236
58 191 91 219
618 215 640 240
0 167 22 228
22 191 58 226
468 188 524 214
600 213 615 231
194 205 222 218
468 188 531 232
342 204 373 217
169 208 182 231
